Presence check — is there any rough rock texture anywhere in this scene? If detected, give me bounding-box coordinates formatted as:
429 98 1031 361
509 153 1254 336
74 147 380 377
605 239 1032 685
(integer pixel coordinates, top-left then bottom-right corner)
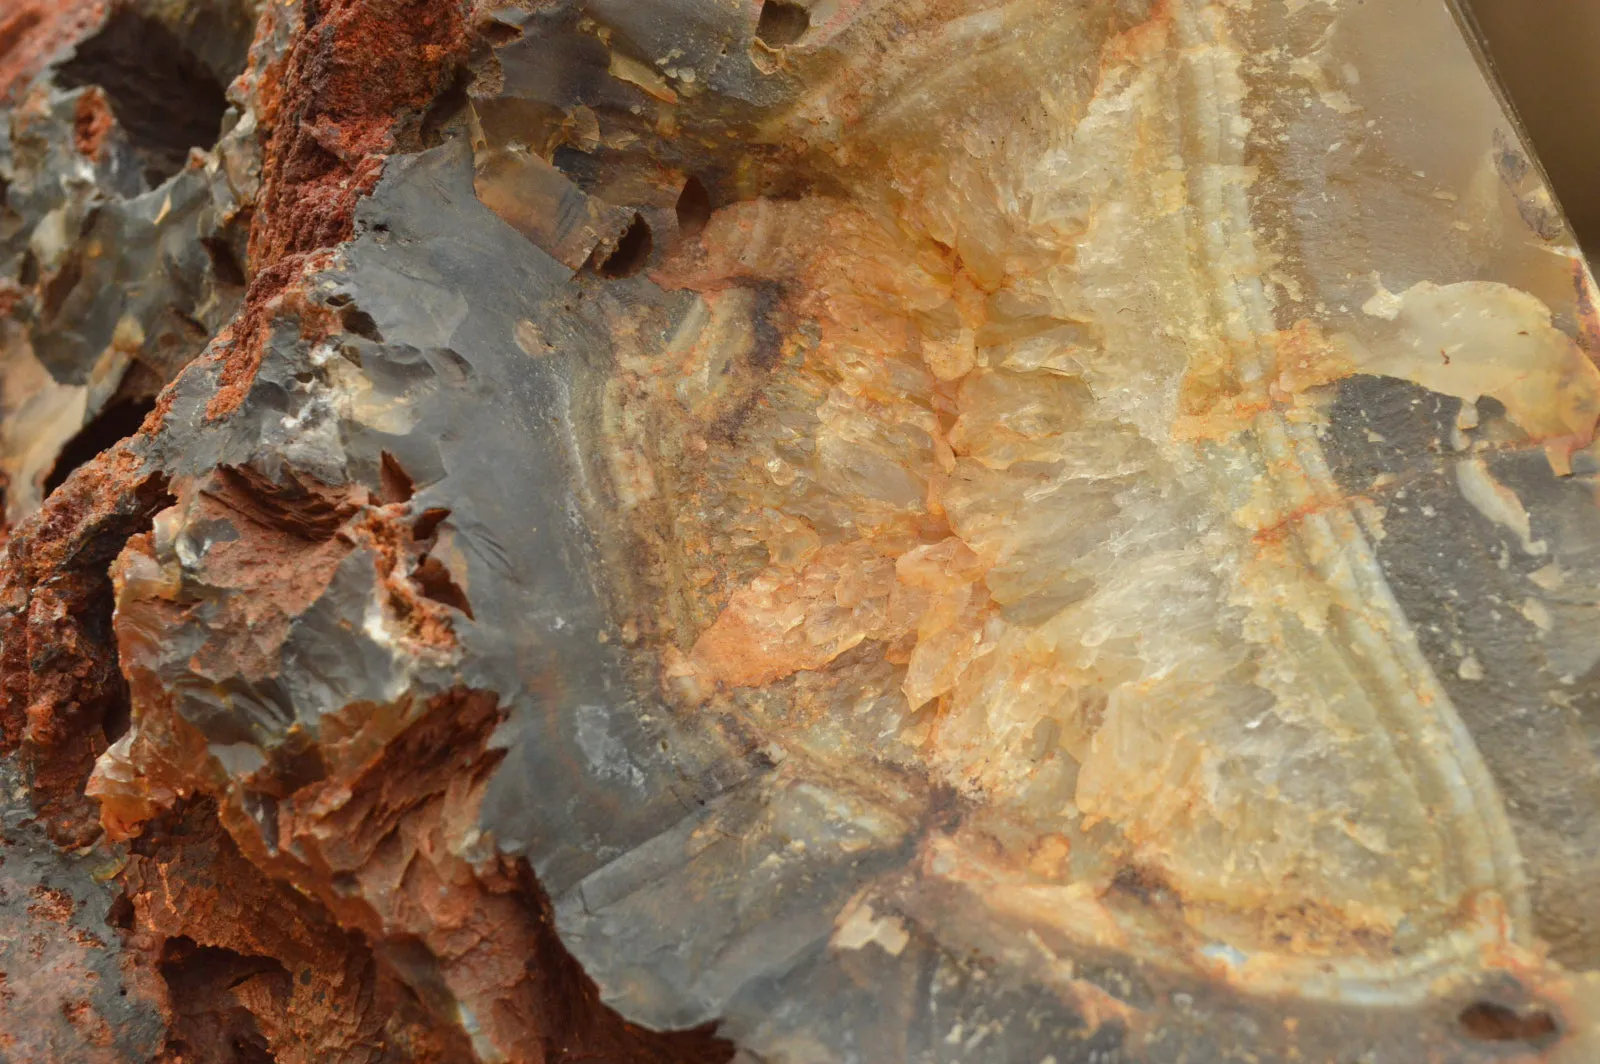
3 1 1600 1062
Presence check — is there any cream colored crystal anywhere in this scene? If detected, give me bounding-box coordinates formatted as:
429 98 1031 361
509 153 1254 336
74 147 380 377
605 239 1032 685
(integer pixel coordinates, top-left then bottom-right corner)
571 0 1600 1007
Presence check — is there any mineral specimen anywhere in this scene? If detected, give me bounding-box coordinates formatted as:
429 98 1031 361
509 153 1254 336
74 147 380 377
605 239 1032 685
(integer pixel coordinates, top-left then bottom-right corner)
2 0 1599 1061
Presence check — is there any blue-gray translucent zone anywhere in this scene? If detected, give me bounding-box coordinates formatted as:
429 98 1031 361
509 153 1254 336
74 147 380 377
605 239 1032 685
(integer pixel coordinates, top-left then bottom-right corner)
133 142 1543 1064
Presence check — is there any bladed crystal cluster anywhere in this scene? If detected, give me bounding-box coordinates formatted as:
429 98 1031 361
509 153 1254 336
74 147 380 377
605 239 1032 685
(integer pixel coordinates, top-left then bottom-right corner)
1 1 1597 1061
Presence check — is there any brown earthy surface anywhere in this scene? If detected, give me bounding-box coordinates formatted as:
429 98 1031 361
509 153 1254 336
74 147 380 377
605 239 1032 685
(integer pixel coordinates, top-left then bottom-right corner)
205 0 470 418
0 2 729 1059
0 449 172 845
0 0 106 103
6 0 1600 1060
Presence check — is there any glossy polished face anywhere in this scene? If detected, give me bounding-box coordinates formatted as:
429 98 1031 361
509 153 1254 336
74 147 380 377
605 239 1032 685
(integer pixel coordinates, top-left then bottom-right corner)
22 0 1594 1060
467 0 1600 1052
578 0 1579 973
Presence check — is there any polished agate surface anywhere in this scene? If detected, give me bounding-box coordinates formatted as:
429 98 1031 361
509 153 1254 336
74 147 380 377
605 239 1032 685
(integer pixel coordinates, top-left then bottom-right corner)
73 0 1600 1060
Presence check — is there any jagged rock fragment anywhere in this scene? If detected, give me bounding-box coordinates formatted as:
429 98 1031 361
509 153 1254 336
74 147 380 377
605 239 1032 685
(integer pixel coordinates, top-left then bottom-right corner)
3 1 1600 1062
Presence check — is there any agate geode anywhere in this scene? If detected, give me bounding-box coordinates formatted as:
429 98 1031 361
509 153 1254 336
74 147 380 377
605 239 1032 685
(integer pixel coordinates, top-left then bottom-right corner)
3 0 1598 1061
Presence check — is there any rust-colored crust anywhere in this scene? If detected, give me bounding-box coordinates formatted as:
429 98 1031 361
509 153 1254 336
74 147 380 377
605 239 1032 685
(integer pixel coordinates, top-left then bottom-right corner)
205 0 471 419
105 679 730 1062
0 856 164 1063
218 689 730 1064
70 84 115 159
1 0 470 827
0 0 106 104
0 447 172 845
123 800 479 1063
0 2 735 1058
